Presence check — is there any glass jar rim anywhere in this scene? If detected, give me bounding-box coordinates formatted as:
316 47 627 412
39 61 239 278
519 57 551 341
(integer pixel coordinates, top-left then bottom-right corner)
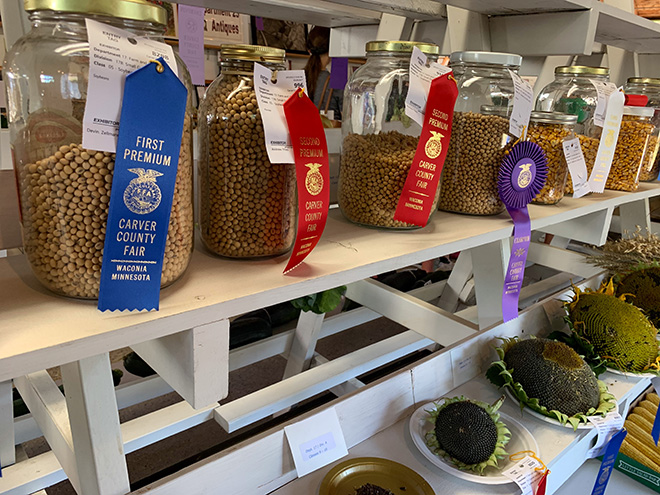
627 77 660 86
530 111 578 124
449 51 521 67
220 43 285 63
365 40 439 55
554 65 609 76
24 0 166 25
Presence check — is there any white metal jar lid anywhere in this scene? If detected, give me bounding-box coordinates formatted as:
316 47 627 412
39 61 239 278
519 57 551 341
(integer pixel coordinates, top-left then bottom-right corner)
449 51 522 68
623 106 654 117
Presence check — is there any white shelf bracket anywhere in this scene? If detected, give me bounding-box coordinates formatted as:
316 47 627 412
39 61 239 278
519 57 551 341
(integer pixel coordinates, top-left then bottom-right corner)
0 380 15 467
619 197 651 237
376 13 414 40
60 354 130 495
132 319 230 409
471 239 509 329
437 251 473 313
282 311 326 380
538 206 614 246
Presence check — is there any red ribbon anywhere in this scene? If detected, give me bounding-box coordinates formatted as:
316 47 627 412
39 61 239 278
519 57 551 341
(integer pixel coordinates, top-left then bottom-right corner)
536 470 549 495
393 73 458 226
282 89 330 273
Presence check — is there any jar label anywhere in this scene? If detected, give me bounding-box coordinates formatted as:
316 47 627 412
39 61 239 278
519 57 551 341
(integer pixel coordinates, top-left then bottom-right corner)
590 80 618 128
508 70 534 139
254 63 308 164
84 19 178 154
282 89 330 274
405 46 452 127
562 137 591 198
98 59 187 312
393 73 458 227
589 90 625 193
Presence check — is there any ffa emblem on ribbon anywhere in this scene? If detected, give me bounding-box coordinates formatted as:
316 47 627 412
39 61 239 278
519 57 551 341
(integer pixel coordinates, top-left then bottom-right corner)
305 162 323 196
424 131 444 159
517 163 533 189
123 168 163 215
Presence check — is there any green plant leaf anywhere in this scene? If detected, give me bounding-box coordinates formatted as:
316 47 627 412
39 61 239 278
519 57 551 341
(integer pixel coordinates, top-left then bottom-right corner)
291 286 347 314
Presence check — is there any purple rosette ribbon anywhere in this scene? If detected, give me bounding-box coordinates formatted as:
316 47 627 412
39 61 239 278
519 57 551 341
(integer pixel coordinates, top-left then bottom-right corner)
498 140 547 322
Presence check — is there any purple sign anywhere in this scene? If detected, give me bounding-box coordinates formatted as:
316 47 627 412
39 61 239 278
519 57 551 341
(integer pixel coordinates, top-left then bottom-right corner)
177 5 205 86
255 17 265 31
329 57 349 90
498 141 548 322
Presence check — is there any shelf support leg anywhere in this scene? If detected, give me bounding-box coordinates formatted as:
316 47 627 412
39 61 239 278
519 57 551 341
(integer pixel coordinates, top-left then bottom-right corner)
0 380 15 467
282 311 326 380
619 198 651 238
471 239 508 329
437 250 473 313
60 353 130 495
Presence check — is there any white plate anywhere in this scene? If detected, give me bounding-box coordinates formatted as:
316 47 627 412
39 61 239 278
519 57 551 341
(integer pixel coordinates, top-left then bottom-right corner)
409 401 539 485
504 388 612 430
606 367 657 378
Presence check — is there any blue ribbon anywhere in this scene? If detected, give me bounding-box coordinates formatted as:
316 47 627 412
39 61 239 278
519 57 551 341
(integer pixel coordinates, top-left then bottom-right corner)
591 428 627 495
653 403 660 445
98 58 187 311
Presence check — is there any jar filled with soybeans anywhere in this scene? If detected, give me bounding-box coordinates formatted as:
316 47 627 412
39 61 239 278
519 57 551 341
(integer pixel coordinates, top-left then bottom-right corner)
438 51 521 216
536 66 610 193
528 112 577 205
606 106 655 192
3 0 195 299
625 78 660 181
339 41 440 229
199 44 296 257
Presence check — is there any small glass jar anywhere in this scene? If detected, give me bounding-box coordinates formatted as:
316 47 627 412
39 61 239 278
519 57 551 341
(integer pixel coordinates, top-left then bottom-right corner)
535 66 610 194
438 51 522 216
339 40 440 229
528 112 577 205
625 78 660 181
3 0 195 299
199 44 297 257
606 106 655 192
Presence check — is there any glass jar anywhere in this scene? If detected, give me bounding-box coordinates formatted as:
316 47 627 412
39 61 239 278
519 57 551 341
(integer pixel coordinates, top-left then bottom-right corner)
3 0 195 299
438 51 521 216
535 66 610 194
625 78 660 181
528 112 577 205
606 106 655 192
339 40 440 229
199 44 297 257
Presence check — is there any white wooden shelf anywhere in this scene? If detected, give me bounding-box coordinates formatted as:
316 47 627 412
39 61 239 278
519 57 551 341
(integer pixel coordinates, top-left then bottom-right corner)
1 184 658 383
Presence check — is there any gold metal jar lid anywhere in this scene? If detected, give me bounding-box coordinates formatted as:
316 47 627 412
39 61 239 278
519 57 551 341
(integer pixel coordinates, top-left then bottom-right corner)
555 65 609 76
530 111 578 124
365 41 439 55
24 0 166 25
220 44 285 63
627 77 660 86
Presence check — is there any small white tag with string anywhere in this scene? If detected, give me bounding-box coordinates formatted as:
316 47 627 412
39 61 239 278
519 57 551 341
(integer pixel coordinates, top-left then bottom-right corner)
586 411 624 458
502 455 546 495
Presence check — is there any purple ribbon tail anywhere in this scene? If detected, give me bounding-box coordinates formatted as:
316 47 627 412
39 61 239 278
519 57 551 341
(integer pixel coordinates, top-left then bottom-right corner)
502 206 532 322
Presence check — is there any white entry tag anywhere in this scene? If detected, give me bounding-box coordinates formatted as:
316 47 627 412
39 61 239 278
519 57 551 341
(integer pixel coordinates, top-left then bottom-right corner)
253 63 307 164
563 137 591 198
508 70 534 139
589 90 625 193
83 19 177 153
590 80 617 128
405 46 452 127
587 411 624 458
284 407 348 477
502 455 545 495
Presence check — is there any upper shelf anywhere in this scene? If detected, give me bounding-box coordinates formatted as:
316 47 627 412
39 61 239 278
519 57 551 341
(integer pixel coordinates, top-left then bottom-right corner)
439 0 592 15
0 184 658 383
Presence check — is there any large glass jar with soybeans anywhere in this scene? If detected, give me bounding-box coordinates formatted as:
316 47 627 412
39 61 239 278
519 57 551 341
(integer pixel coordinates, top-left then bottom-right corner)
339 41 440 229
535 66 610 194
438 51 521 216
3 0 195 299
624 78 660 181
198 44 296 257
528 112 577 205
607 106 655 192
